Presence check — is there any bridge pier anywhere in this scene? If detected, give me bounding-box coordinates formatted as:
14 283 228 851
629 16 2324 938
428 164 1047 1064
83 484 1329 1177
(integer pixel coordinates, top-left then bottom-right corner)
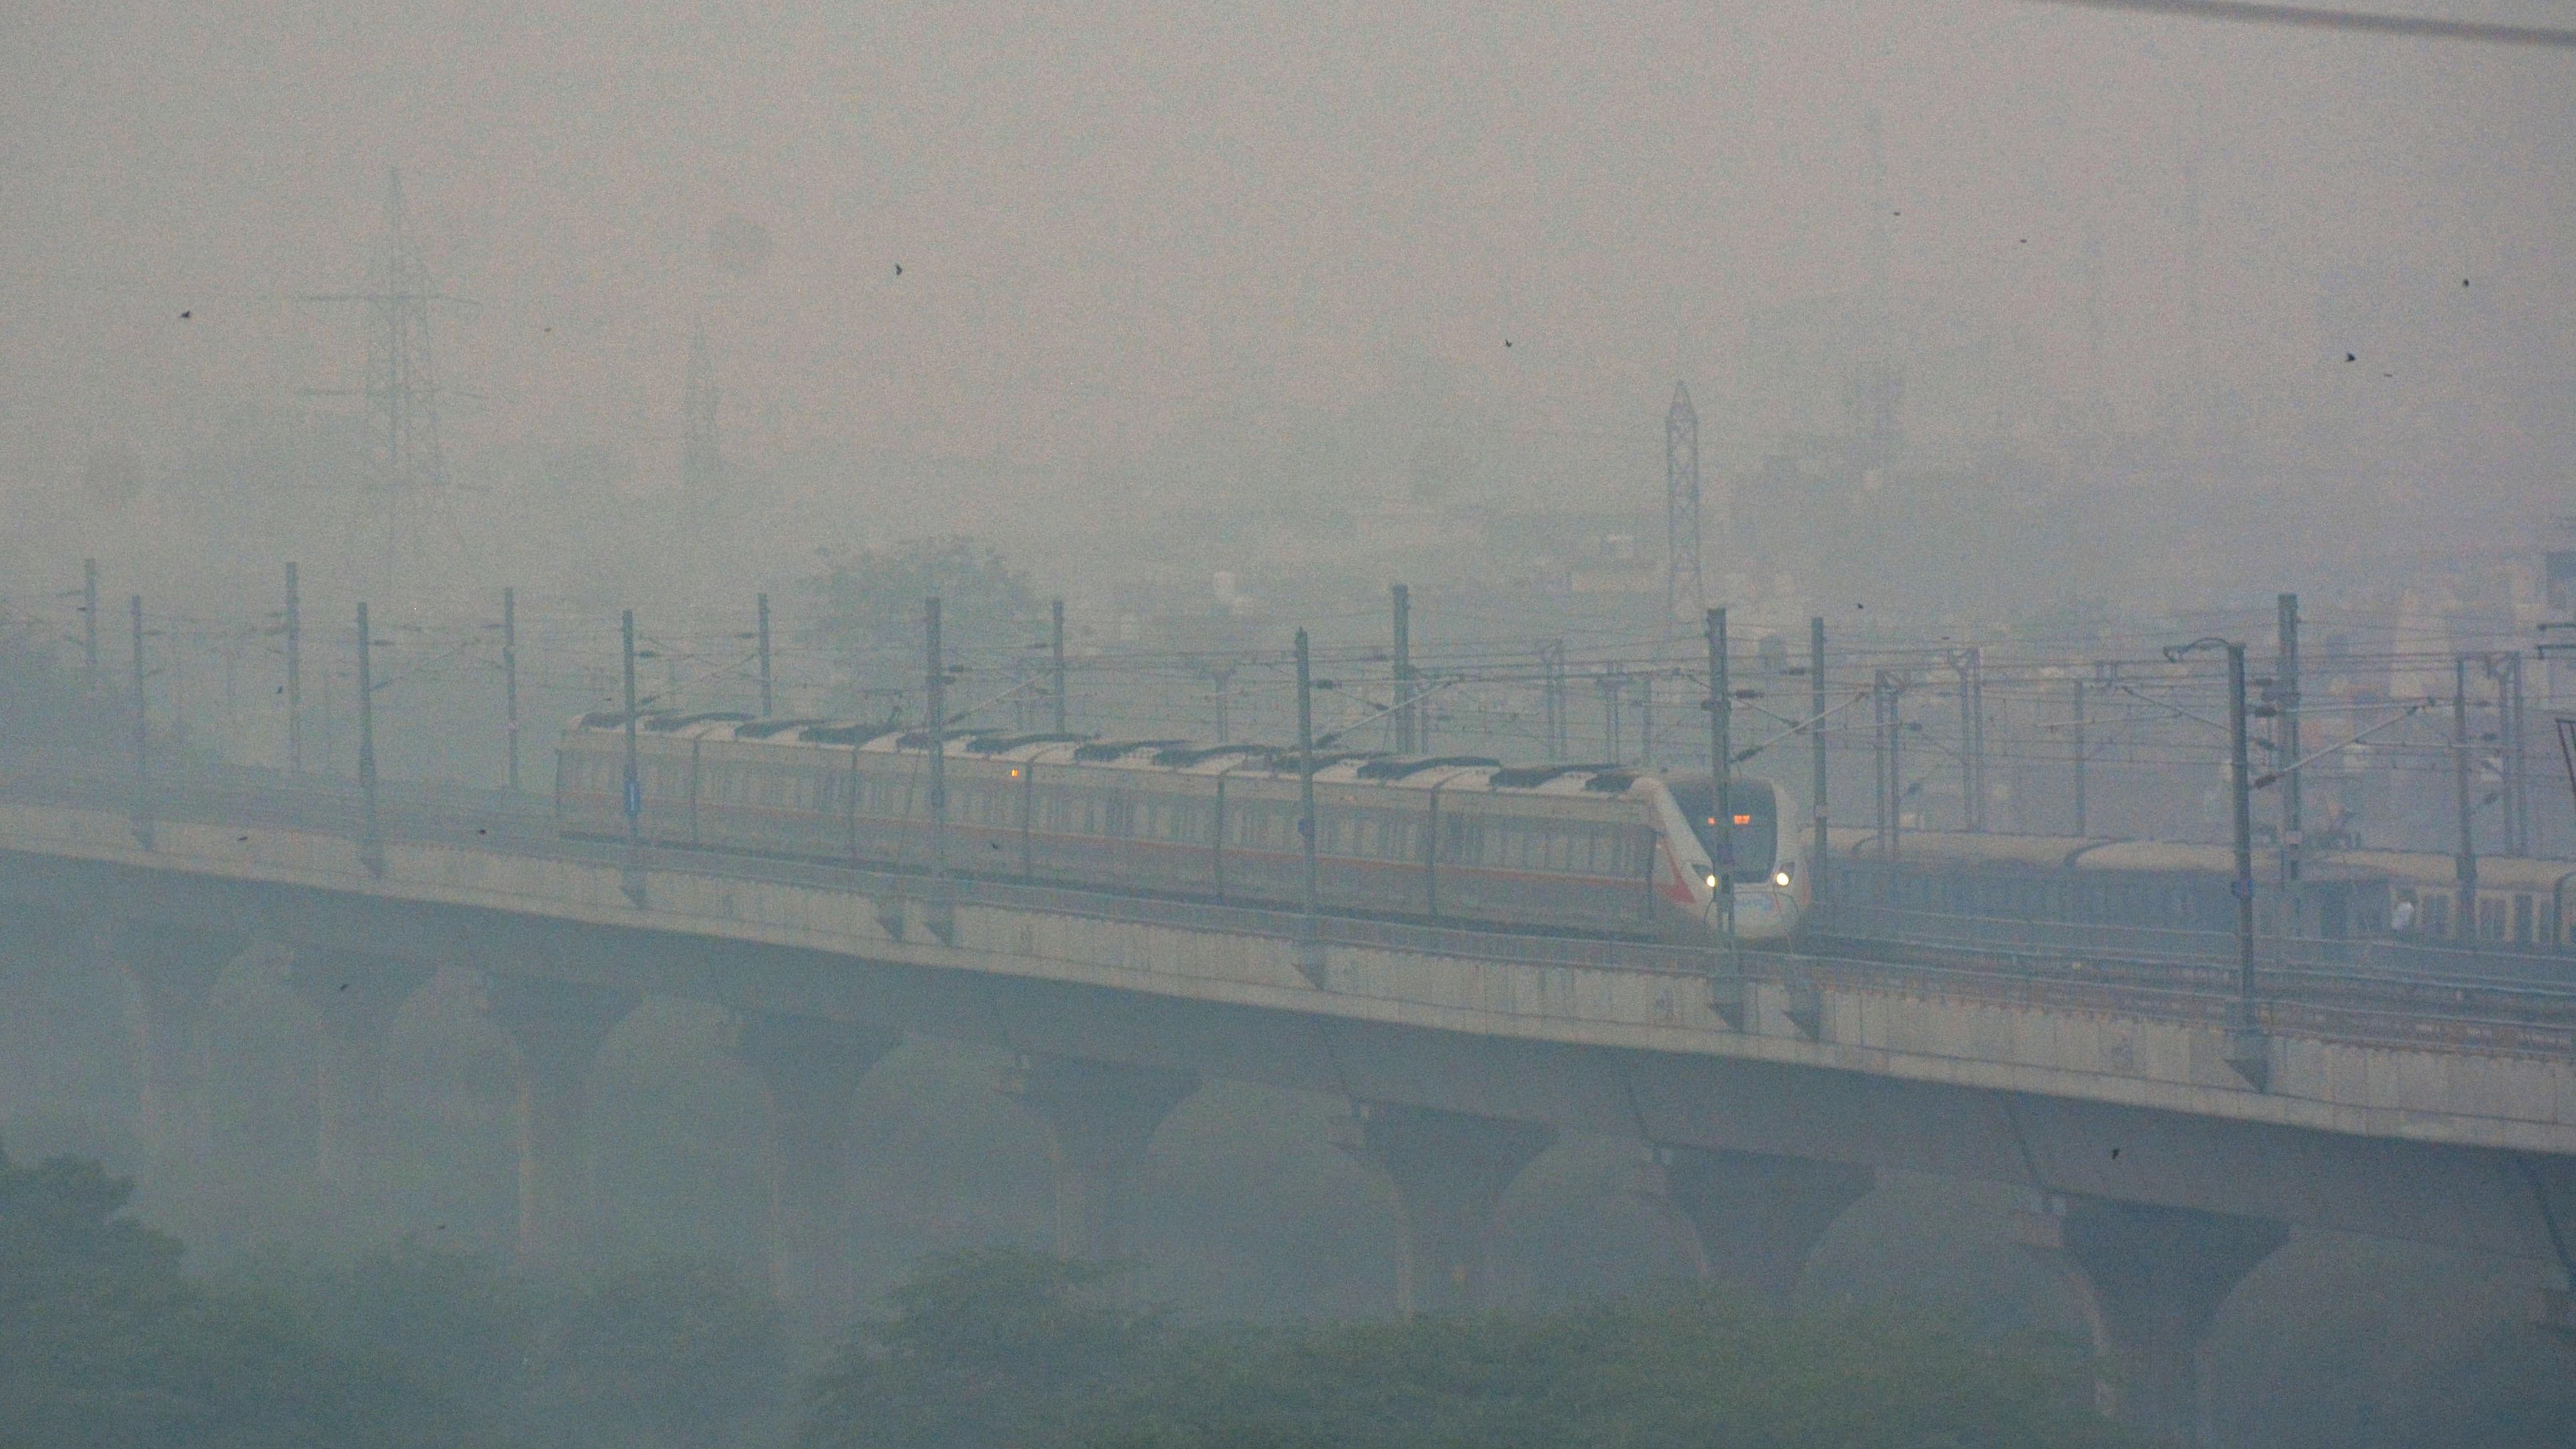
482 975 637 1263
1004 1054 1197 1263
286 950 432 1193
1335 1102 1554 1318
0 904 111 1127
111 920 244 1185
727 1013 900 1322
2017 1194 2287 1447
1652 1146 1875 1302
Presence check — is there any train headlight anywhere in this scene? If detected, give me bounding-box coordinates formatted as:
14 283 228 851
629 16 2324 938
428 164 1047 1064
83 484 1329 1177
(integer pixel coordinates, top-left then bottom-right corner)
1773 870 1792 887
1704 873 1719 889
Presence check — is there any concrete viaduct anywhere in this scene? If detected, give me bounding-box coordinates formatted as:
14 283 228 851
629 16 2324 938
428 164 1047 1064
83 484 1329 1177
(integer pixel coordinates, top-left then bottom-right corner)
4 770 2575 1444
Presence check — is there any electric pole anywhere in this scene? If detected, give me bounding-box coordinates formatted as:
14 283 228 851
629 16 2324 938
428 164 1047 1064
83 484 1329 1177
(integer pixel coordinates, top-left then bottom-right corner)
2170 634 2266 1089
1810 617 1829 917
1874 671 1903 860
2274 594 2302 938
1598 671 1624 764
1050 598 1068 733
926 597 952 940
2071 674 2087 836
621 609 641 850
1637 673 1655 772
1391 584 1413 754
2507 653 2529 856
1204 660 1235 744
1542 642 1566 761
129 595 149 845
619 608 645 907
285 562 302 773
2226 639 2263 1085
1293 627 1324 984
503 586 521 793
756 592 774 717
356 602 381 874
1951 648 1985 832
2455 656 2477 946
1708 608 1733 932
81 559 98 695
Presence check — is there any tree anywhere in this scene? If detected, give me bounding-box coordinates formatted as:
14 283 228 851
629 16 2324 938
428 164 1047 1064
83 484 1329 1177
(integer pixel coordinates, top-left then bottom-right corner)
799 1249 1161 1449
801 538 1041 710
1082 1290 2137 1449
0 1146 461 1449
795 1253 2136 1449
533 1258 788 1448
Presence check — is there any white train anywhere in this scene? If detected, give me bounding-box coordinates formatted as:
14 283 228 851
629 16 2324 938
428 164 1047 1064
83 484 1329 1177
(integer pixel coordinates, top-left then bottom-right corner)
557 713 1807 943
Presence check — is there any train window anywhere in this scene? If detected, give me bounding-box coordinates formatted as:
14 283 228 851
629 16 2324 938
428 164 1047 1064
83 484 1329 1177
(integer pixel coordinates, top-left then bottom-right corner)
1667 782 1778 882
2423 893 2451 937
2481 896 2507 942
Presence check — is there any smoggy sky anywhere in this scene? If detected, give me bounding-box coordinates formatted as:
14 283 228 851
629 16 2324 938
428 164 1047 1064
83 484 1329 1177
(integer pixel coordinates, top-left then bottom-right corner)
3 1 2570 513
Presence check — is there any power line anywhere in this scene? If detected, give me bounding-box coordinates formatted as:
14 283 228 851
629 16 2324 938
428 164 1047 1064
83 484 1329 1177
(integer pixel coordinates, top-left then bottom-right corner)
2021 0 2576 48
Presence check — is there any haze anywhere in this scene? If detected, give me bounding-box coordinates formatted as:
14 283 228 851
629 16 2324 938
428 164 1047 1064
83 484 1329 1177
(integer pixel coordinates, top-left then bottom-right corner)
5 1 2571 617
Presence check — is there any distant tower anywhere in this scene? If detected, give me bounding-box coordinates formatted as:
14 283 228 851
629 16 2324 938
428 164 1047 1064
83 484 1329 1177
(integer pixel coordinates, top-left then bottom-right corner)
2081 222 2112 439
681 319 721 498
2178 152 2207 444
304 168 468 581
1665 382 1704 631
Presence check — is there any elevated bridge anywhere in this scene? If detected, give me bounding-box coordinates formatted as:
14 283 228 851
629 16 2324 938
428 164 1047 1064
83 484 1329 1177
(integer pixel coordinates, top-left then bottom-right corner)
3 759 2573 1443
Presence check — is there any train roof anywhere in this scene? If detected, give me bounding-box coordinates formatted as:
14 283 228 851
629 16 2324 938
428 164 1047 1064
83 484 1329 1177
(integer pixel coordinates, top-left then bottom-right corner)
1826 827 2384 882
565 715 1728 798
2334 850 2576 892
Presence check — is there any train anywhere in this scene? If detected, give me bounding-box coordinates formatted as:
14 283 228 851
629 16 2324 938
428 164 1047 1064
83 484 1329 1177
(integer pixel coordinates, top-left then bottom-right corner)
1825 825 2576 966
555 712 1808 943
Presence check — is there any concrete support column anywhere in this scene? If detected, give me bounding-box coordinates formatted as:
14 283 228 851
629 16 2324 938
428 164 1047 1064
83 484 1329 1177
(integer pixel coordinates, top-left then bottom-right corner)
0 904 105 1123
1335 1101 1555 1318
1004 1054 1198 1263
286 949 432 1190
1652 1146 1875 1302
110 920 244 1184
482 975 637 1263
2018 1195 2287 1447
725 1014 900 1322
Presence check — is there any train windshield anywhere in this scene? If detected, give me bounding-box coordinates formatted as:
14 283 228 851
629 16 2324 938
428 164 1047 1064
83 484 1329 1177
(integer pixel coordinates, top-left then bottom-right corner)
1666 780 1778 882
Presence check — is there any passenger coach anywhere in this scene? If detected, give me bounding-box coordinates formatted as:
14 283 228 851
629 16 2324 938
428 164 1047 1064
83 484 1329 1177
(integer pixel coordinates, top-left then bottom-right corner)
555 713 1805 943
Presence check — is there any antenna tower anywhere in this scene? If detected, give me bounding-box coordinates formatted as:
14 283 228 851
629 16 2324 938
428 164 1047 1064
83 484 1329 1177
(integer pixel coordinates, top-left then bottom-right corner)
304 168 471 586
1665 381 1704 634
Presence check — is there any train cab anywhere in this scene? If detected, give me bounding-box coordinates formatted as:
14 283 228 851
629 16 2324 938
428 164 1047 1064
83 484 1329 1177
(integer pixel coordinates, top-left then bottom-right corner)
1660 776 1805 941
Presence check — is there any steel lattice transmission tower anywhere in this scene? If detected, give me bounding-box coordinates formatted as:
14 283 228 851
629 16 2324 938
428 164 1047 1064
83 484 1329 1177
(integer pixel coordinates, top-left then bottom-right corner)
1665 381 1704 631
304 168 470 581
681 318 721 498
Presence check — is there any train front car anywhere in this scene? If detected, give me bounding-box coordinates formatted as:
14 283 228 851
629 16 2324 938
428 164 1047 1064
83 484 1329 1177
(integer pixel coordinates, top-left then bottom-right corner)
1651 774 1806 942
